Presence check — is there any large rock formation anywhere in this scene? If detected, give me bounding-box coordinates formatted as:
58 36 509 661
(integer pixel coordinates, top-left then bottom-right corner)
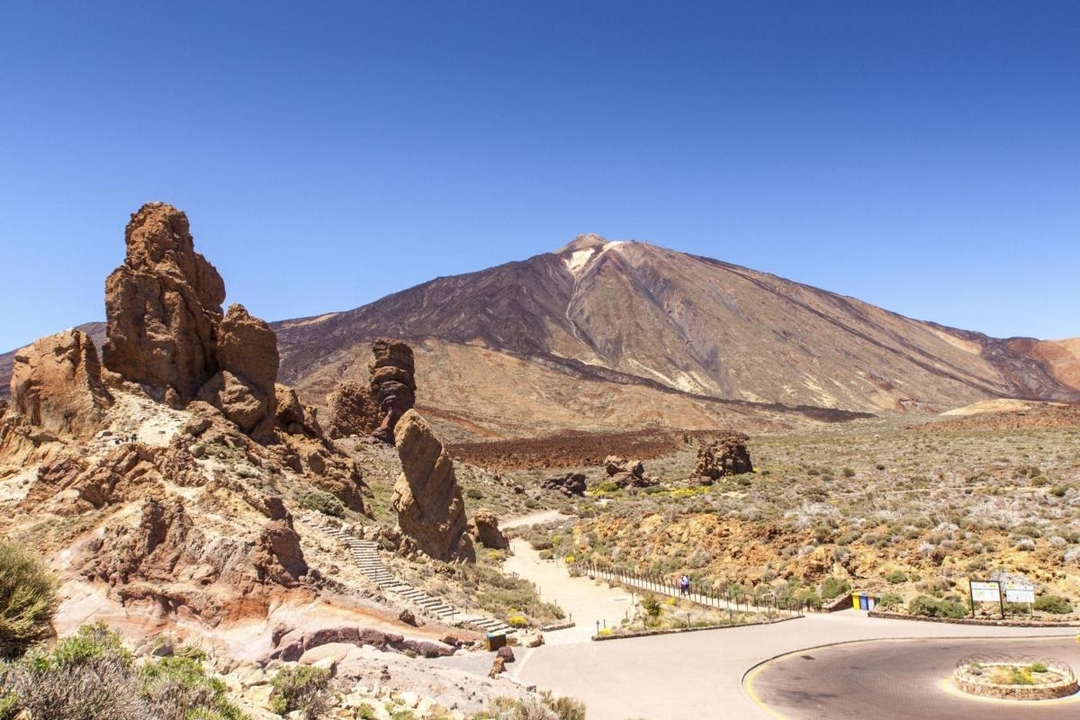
693 433 753 480
102 203 225 404
369 339 416 444
198 304 279 437
9 329 112 441
326 338 416 444
101 203 285 440
391 410 474 562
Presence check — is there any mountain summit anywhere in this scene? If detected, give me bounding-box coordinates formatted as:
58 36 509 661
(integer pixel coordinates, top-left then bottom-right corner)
273 237 1080 441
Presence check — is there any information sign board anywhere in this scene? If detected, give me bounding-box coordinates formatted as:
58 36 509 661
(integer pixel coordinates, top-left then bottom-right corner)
1004 581 1035 604
970 580 1001 603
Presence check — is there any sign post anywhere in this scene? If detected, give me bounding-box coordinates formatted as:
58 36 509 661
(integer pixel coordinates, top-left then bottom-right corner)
969 579 1003 619
1004 580 1035 617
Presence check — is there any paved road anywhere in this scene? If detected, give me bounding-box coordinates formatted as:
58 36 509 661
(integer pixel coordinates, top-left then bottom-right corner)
484 513 1080 719
512 615 1076 720
749 636 1080 719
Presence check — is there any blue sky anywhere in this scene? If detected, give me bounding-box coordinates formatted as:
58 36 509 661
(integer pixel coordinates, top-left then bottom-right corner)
1 1 1077 352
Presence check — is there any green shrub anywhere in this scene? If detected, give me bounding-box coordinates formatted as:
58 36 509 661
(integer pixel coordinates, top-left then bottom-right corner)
820 576 851 600
140 655 247 720
0 625 249 720
1034 595 1073 614
0 691 16 720
484 692 586 720
298 490 345 518
939 600 969 618
908 595 968 618
877 593 903 610
884 569 908 584
798 591 823 611
0 539 59 659
465 488 484 500
544 692 587 720
270 664 331 719
2 624 139 720
641 594 662 621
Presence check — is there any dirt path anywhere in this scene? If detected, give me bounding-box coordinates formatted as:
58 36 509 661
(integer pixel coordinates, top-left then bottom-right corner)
500 509 572 530
503 538 635 646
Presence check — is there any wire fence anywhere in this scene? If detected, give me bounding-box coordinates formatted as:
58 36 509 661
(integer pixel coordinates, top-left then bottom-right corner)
574 560 802 619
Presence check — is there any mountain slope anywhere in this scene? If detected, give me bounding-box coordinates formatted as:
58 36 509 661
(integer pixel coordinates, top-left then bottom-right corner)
272 236 1078 440
6 238 1076 440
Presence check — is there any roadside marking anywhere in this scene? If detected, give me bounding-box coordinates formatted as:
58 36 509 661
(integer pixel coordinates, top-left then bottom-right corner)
743 661 790 720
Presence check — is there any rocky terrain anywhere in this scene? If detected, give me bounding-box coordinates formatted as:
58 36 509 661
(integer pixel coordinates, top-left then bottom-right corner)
0 204 549 719
2 206 1080 717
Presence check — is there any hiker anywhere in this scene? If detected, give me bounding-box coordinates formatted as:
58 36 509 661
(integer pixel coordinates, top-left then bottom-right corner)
679 574 690 596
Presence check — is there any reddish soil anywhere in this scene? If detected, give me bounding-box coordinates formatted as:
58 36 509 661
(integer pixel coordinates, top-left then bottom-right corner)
447 429 720 470
914 403 1080 433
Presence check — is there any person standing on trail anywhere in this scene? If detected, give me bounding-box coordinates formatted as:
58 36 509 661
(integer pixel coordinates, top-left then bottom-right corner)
679 574 690 596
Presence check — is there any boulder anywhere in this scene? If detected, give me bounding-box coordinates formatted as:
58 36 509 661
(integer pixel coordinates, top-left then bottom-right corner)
468 508 509 550
391 410 475 563
693 433 753 479
9 329 112 441
102 202 225 402
541 472 586 496
197 370 271 436
520 631 544 648
254 517 308 586
275 384 321 437
603 456 658 488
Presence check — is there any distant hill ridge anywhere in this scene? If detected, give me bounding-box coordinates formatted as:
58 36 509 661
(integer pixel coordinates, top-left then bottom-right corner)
4 237 1079 441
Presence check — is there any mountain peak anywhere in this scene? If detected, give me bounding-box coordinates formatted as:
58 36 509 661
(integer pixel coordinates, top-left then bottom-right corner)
555 233 609 254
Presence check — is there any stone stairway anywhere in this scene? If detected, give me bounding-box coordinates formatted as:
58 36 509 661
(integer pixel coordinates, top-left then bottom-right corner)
301 513 513 635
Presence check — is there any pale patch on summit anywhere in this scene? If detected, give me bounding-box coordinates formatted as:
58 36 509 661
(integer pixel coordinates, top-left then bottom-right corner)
565 248 595 274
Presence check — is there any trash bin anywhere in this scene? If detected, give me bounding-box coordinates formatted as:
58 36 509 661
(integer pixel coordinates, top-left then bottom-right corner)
852 593 860 610
487 631 507 651
859 594 870 611
866 596 876 611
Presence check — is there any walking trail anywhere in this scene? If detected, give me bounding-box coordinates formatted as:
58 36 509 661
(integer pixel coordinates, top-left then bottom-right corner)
484 511 1080 720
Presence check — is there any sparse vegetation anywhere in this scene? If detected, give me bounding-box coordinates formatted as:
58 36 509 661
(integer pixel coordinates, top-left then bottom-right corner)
0 624 249 720
0 539 58 660
877 593 904 610
298 489 346 518
270 664 332 719
908 595 968 618
496 416 1080 619
1033 595 1073 615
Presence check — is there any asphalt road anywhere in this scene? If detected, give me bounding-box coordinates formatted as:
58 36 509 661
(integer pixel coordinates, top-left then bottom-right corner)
748 636 1080 720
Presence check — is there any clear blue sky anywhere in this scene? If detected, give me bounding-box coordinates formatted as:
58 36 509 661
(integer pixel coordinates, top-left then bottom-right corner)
2 1 1077 352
